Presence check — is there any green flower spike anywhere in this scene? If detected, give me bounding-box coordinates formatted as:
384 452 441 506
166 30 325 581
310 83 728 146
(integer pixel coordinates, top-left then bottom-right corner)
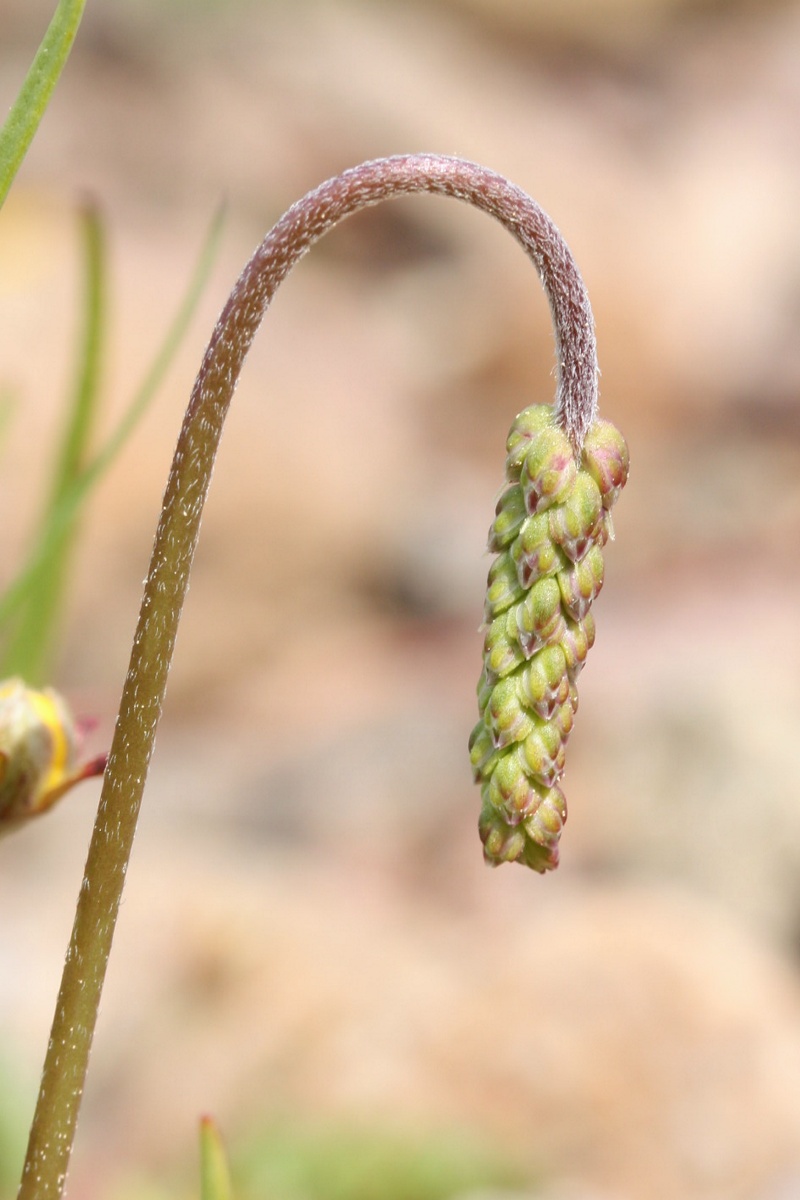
0 677 106 833
474 405 628 872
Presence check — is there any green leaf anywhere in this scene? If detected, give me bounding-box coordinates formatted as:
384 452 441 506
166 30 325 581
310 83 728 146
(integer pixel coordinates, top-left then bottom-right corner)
0 386 16 452
235 1121 530 1200
200 1117 234 1200
0 0 87 210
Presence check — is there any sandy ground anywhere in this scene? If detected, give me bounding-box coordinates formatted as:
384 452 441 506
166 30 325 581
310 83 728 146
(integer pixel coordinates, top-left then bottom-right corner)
2 1 800 1197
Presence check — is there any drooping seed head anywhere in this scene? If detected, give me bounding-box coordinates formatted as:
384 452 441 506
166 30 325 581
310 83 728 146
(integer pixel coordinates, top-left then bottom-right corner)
471 403 628 872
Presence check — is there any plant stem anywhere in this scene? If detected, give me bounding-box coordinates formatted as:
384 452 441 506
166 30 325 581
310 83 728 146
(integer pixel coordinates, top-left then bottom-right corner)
0 0 87 210
18 154 597 1200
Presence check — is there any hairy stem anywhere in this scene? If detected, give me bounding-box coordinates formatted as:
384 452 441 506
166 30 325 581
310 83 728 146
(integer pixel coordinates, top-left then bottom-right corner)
19 154 597 1200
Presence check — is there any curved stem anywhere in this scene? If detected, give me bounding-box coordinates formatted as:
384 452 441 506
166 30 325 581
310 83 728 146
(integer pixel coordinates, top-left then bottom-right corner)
19 154 597 1200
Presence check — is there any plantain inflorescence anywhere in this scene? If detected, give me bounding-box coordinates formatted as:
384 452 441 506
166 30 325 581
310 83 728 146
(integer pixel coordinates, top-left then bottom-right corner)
470 405 628 872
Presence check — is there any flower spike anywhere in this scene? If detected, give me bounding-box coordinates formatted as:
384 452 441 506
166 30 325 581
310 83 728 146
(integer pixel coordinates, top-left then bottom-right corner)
472 405 629 871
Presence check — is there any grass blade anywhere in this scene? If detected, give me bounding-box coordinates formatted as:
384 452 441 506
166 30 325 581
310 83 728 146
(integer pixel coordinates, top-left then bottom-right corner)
0 0 87 210
0 204 225 678
0 387 15 452
0 203 105 682
200 1117 234 1200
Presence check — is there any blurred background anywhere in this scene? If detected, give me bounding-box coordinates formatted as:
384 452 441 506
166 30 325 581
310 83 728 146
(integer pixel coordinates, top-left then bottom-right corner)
2 0 800 1197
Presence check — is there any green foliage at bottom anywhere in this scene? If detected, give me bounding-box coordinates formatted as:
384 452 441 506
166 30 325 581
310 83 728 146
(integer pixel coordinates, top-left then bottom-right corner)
109 1119 535 1200
233 1121 531 1200
0 1056 32 1198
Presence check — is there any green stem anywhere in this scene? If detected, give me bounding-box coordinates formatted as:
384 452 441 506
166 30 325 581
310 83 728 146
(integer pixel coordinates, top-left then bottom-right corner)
0 0 87 209
200 1117 234 1200
18 154 597 1200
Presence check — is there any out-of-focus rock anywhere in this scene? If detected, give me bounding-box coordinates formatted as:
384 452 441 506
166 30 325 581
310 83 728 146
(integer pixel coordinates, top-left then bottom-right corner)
17 836 800 1200
428 0 786 50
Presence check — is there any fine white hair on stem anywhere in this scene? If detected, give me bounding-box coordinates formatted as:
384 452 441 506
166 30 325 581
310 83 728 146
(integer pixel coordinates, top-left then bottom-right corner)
195 153 598 452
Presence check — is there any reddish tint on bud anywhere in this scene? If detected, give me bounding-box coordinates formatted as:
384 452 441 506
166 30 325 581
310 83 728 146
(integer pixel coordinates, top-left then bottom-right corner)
504 405 554 482
556 545 605 621
521 426 577 514
510 513 563 587
581 418 630 509
488 486 527 552
485 552 525 619
549 473 604 562
486 677 535 748
483 615 525 679
487 753 541 824
518 721 566 788
511 576 563 658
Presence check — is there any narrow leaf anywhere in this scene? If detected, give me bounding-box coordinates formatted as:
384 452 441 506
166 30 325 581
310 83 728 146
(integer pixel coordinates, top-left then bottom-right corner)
0 0 87 209
0 205 225 676
200 1117 234 1200
0 203 105 682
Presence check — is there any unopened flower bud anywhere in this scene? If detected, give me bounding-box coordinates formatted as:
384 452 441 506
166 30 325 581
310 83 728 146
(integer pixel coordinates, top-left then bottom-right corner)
556 544 605 620
488 486 527 552
468 721 500 780
483 615 524 679
504 404 553 482
0 677 106 833
549 472 603 562
511 576 564 657
486 677 535 748
519 645 570 720
510 513 564 587
560 613 596 679
524 785 567 857
484 552 525 619
552 693 577 741
487 752 540 823
581 418 630 509
479 805 527 865
521 426 577 514
518 720 566 788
